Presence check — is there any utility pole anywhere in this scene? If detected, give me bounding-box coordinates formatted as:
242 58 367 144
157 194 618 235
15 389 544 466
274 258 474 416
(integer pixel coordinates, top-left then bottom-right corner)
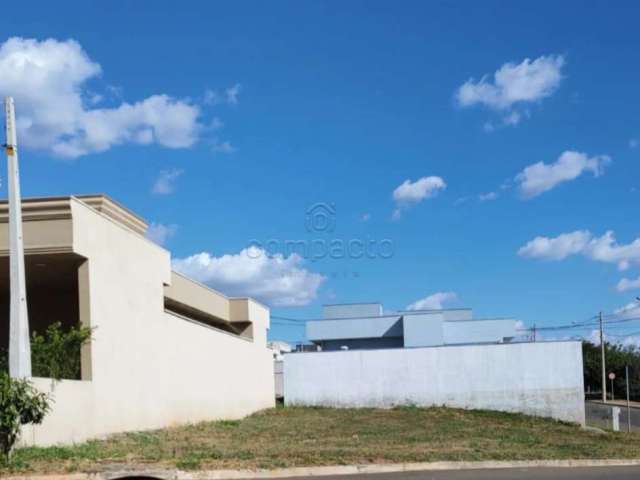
600 311 606 403
610 374 615 401
625 364 631 433
532 324 537 342
4 97 31 378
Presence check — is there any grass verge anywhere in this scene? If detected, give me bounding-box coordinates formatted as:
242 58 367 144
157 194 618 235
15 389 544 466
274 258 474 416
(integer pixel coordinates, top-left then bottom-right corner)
4 406 640 474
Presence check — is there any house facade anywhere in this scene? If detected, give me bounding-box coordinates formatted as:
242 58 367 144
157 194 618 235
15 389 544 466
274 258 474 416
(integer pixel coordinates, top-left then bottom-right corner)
306 302 518 350
0 195 274 446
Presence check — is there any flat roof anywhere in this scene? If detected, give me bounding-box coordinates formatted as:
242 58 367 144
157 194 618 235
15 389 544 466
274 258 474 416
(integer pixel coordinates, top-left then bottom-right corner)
0 194 148 235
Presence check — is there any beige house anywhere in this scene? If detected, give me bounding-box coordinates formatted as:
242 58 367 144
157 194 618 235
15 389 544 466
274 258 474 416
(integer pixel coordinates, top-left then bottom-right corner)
0 194 274 446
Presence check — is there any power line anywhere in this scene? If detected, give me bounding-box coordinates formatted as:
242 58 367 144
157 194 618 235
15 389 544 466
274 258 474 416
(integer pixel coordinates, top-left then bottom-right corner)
517 316 640 333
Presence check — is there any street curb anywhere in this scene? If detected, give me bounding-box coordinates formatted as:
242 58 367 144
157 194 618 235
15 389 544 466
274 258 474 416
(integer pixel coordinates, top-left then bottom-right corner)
5 459 640 480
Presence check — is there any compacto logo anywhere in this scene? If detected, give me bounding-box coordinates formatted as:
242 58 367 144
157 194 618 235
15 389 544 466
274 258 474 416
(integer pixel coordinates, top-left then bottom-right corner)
305 202 336 233
247 201 393 261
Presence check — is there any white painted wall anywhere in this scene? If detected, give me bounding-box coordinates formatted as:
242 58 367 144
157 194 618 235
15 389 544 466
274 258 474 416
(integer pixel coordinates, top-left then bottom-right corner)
403 312 444 347
443 318 517 344
284 341 585 424
22 378 95 446
22 199 274 446
274 360 284 398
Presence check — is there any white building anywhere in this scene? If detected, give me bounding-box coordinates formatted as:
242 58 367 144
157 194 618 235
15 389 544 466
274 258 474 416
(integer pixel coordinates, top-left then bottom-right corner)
0 195 275 446
306 303 518 350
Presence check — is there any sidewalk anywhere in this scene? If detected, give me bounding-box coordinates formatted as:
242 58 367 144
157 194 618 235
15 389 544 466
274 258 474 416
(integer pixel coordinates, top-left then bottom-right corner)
5 459 640 480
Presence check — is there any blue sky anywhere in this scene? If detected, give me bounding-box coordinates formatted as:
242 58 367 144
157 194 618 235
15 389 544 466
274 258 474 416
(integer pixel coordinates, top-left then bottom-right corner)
2 1 640 344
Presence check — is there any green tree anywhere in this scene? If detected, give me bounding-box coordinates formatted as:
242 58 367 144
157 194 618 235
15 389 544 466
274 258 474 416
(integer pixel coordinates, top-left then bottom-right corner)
0 322 92 380
582 341 640 400
30 322 92 380
0 373 50 463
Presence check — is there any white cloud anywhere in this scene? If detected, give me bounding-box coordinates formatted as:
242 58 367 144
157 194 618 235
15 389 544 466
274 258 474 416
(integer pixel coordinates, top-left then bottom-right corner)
0 37 202 158
587 325 640 347
615 301 640 319
212 139 235 154
203 89 220 105
586 302 640 348
393 176 446 203
226 83 241 105
630 138 638 149
392 176 446 219
456 55 564 127
211 117 224 130
146 222 177 246
204 83 241 106
616 276 640 292
361 213 371 222
619 335 640 348
518 230 592 260
516 150 610 198
587 328 603 346
457 55 564 110
518 230 640 270
406 291 457 310
172 246 326 307
478 191 498 201
483 122 495 133
503 110 523 126
586 231 640 271
152 168 183 195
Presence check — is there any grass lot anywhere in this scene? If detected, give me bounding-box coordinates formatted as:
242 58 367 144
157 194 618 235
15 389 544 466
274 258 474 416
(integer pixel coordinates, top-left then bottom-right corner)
4 406 640 474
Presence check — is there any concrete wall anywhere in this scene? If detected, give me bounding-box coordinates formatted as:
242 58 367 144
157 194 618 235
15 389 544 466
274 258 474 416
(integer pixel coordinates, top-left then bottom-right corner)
274 360 284 398
443 319 517 344
284 341 585 424
21 198 274 446
22 378 95 446
403 312 444 347
307 315 402 343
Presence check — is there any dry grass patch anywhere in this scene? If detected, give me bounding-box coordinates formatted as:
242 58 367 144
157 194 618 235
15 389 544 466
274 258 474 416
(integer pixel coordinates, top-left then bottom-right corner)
4 406 640 474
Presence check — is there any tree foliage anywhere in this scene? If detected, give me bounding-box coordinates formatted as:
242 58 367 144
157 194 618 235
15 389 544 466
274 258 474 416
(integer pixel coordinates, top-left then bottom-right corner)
582 341 640 400
30 322 92 380
0 322 92 380
0 323 91 464
0 373 50 463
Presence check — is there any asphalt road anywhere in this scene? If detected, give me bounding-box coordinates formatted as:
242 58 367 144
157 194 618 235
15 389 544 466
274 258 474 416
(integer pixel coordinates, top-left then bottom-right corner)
279 467 640 480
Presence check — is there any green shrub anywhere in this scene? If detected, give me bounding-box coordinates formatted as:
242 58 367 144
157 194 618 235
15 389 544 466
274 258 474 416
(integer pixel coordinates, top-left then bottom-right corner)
0 373 50 463
31 322 92 380
0 322 92 381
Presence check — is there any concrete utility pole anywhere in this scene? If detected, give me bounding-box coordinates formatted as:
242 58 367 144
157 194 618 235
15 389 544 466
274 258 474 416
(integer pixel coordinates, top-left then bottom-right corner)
532 324 537 342
4 97 31 378
600 311 606 403
625 364 631 433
